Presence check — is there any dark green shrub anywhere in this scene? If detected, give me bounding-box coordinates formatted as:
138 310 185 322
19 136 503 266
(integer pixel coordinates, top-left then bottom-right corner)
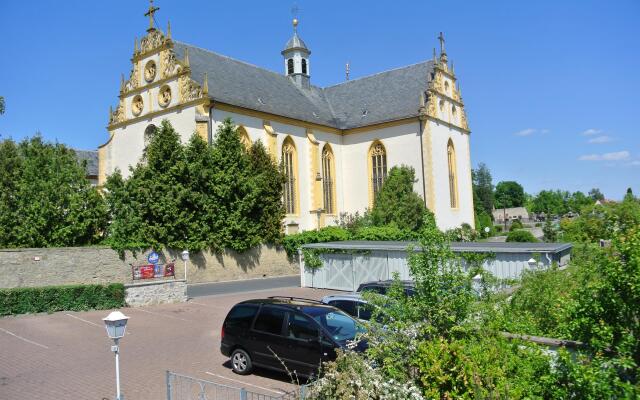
280 226 351 257
352 225 419 241
535 222 542 227
0 283 125 316
494 225 503 233
506 229 537 242
510 219 524 231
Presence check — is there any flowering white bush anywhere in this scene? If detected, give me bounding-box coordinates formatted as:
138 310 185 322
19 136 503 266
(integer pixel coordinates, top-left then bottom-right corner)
304 350 424 400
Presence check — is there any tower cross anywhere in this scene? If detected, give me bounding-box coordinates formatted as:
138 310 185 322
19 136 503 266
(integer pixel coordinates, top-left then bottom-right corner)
438 32 446 54
145 0 160 31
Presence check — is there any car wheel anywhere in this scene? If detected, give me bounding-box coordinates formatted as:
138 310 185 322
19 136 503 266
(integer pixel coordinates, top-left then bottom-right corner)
231 348 253 375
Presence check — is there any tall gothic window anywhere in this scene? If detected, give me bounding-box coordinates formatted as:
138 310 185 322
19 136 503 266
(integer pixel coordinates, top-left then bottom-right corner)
287 59 294 75
322 144 336 214
301 59 307 74
369 141 387 205
282 137 297 214
447 139 458 208
237 126 251 150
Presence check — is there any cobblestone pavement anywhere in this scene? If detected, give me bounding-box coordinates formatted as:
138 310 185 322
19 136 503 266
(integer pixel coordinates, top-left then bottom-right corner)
0 286 338 400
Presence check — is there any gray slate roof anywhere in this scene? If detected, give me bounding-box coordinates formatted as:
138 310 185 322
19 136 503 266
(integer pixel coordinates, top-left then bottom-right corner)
282 32 309 53
301 241 573 254
75 150 98 176
173 41 433 130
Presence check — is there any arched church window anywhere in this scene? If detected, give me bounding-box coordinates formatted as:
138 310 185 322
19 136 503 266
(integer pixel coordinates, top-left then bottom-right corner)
287 59 294 75
301 59 307 74
447 139 458 208
369 141 387 206
282 137 298 215
237 126 252 150
144 124 157 149
322 144 336 214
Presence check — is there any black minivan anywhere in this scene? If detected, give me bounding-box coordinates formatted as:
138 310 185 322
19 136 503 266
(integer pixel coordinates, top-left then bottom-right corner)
220 297 365 377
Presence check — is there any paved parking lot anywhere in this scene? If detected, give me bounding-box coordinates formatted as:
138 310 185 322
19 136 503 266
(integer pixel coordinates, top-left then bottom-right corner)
0 286 339 400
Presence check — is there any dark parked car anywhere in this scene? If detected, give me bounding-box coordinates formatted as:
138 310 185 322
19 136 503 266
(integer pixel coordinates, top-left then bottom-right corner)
356 280 416 297
220 297 365 377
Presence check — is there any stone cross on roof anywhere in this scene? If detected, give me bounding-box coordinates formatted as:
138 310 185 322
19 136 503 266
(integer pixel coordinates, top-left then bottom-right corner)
145 0 160 31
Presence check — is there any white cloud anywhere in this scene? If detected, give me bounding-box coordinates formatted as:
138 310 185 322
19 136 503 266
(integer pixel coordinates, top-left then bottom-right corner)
578 151 630 161
514 128 536 137
587 135 613 144
581 128 602 136
628 160 640 166
540 129 550 134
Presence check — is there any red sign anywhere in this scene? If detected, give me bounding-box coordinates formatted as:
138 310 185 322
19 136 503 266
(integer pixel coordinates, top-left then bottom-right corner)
132 263 176 280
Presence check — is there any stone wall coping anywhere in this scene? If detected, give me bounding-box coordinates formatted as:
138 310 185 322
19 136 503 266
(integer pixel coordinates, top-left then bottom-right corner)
0 246 113 252
124 279 186 288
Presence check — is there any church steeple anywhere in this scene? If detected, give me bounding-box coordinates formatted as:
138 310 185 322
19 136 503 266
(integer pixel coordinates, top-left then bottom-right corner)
282 18 311 88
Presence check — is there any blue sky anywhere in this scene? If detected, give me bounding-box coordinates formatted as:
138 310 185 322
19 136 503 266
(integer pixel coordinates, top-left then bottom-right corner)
1 0 638 199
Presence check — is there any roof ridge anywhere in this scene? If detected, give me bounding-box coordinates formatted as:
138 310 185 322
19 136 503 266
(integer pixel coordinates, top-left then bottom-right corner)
173 40 286 80
322 60 433 90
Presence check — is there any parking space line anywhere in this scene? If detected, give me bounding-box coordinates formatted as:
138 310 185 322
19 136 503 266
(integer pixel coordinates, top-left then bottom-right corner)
204 371 286 394
131 308 194 322
189 301 226 309
65 313 102 327
0 327 49 349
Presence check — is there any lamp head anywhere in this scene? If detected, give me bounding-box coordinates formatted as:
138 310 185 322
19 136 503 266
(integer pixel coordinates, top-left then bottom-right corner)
181 249 190 261
103 311 129 340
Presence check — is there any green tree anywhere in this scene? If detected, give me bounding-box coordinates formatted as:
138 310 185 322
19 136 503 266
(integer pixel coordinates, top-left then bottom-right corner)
0 136 106 247
370 165 432 231
246 140 285 243
543 218 557 242
588 187 605 201
530 190 568 215
624 187 635 203
494 181 525 209
567 191 592 213
472 163 494 215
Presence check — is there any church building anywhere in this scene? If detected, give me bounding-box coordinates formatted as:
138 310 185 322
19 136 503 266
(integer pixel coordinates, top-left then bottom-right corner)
99 4 475 233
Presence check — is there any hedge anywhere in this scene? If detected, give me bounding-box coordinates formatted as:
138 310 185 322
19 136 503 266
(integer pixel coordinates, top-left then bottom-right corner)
506 230 538 243
0 283 126 316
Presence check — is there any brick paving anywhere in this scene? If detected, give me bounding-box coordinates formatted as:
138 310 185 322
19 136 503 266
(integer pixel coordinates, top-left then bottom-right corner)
0 287 338 400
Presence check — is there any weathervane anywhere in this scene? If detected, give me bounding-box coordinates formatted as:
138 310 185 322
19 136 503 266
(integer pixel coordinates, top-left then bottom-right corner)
145 0 160 31
291 2 299 32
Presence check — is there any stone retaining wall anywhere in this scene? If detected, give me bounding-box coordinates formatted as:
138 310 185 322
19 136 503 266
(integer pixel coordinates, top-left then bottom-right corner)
0 245 297 288
125 279 187 307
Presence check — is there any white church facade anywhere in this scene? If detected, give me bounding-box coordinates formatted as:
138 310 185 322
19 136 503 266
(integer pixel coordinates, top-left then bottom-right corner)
99 7 475 233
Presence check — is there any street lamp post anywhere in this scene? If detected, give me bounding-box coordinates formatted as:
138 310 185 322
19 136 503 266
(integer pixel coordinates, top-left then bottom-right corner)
181 249 190 282
103 311 129 400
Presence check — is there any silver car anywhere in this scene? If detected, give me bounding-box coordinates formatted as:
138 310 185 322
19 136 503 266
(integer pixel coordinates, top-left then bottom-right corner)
320 293 377 322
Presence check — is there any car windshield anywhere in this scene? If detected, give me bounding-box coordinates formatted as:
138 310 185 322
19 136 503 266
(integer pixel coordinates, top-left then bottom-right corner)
302 306 365 344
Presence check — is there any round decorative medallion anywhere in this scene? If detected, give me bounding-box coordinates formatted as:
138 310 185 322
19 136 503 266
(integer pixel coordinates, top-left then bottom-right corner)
144 60 157 82
158 85 172 108
132 95 144 116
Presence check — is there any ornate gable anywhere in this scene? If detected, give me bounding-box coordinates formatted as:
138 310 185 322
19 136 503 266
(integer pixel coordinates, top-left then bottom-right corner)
108 25 208 129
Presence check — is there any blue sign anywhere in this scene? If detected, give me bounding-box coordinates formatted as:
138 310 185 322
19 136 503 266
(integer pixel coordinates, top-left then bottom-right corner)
147 251 160 265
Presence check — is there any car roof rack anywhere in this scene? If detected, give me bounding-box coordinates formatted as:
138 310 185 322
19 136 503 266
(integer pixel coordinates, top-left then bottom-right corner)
267 296 325 305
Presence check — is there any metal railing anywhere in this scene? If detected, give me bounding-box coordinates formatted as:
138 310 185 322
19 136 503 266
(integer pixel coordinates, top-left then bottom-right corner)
166 371 308 400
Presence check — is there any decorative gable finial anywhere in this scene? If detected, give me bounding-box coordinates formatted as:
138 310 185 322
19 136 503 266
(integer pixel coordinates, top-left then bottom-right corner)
183 47 190 68
134 36 138 53
167 20 171 39
438 32 448 64
203 73 209 95
451 62 455 74
120 73 125 91
433 48 436 63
